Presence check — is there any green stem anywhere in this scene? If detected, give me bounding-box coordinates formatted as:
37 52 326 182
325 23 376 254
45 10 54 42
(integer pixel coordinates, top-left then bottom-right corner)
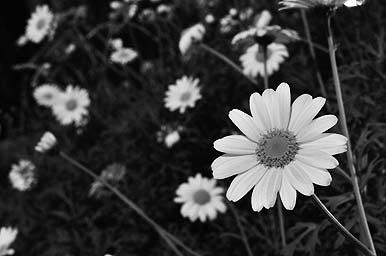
199 43 258 87
326 14 376 255
59 151 201 256
263 45 269 90
277 198 286 248
311 194 374 256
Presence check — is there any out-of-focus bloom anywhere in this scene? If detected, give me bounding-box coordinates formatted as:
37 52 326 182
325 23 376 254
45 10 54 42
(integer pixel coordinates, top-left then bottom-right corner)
52 85 90 126
9 160 36 191
35 132 57 153
25 5 55 43
16 35 28 46
240 43 288 78
239 7 254 21
205 14 215 24
219 15 238 34
179 24 206 55
138 8 156 22
212 83 347 211
157 4 172 17
65 43 76 55
33 84 62 107
174 174 226 222
0 227 18 256
164 76 202 114
110 1 122 9
157 125 183 148
89 163 127 198
109 38 123 50
278 0 361 10
110 48 138 64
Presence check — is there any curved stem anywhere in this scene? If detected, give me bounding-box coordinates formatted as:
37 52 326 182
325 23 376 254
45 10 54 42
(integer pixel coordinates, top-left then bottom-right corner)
277 198 286 248
262 45 269 90
199 43 258 87
59 151 202 256
311 194 374 256
326 14 376 255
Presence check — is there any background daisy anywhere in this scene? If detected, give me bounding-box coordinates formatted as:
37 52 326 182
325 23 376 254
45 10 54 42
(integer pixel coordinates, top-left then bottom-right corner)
110 48 138 64
25 5 55 43
9 159 37 191
179 23 206 55
0 227 18 256
33 84 62 107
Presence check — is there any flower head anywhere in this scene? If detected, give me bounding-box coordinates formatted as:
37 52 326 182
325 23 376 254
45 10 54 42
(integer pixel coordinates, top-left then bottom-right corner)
157 125 183 148
174 174 226 222
25 5 55 43
240 43 288 78
179 24 206 55
344 0 365 7
110 48 138 64
278 0 358 10
52 85 90 126
9 160 36 191
33 84 62 107
164 76 202 114
0 227 18 256
89 163 126 198
212 83 347 211
35 132 57 153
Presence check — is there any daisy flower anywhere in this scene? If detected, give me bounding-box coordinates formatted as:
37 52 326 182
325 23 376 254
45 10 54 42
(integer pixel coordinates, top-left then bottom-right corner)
33 84 62 107
179 24 206 55
9 159 36 191
0 227 18 256
156 125 183 148
278 0 361 9
212 83 347 211
344 0 365 7
240 43 288 78
52 85 90 126
164 76 202 114
25 5 55 43
35 132 57 153
174 174 226 222
110 48 138 64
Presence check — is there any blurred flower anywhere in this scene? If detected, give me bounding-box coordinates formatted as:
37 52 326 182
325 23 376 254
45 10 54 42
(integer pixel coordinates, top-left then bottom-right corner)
344 0 365 7
89 163 127 198
52 85 90 126
65 43 76 55
157 125 183 148
212 83 347 211
229 8 238 17
174 174 226 222
164 76 202 114
25 5 55 43
138 8 156 22
179 24 205 55
239 7 254 21
240 43 288 78
278 0 360 9
110 48 138 64
109 38 123 50
110 1 122 9
157 4 172 17
205 14 215 24
35 132 57 153
33 84 62 107
219 15 238 34
9 159 36 191
0 227 18 256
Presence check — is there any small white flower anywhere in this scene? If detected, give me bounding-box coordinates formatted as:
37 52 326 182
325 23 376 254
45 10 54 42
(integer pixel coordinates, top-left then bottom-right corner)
9 160 36 191
33 84 62 107
344 0 365 7
65 43 76 54
110 48 138 64
157 4 172 16
229 8 238 16
240 43 289 78
164 130 180 148
279 0 348 9
16 35 28 46
205 14 215 24
35 132 57 153
110 1 122 9
174 174 226 222
52 85 90 126
0 227 18 256
179 24 206 55
109 38 123 50
156 125 183 148
164 76 202 114
25 5 55 43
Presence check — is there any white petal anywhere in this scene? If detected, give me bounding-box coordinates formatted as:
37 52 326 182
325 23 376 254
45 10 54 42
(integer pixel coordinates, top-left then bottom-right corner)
249 93 270 131
262 89 281 128
226 165 267 202
296 148 339 169
291 97 326 133
229 109 261 142
276 83 291 129
279 172 297 210
297 161 332 186
251 169 271 212
214 135 257 155
297 115 339 143
264 168 283 208
286 162 314 196
211 154 258 179
288 94 313 132
300 133 347 155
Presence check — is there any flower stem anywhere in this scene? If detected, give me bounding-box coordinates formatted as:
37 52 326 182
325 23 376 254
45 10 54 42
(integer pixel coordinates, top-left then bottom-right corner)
59 151 202 256
311 194 374 256
277 198 286 248
263 45 269 90
199 43 258 87
326 14 376 255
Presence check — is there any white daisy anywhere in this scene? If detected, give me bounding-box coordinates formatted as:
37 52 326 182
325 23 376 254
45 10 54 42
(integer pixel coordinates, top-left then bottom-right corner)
35 132 57 153
240 43 289 78
110 48 138 64
0 227 18 256
164 76 202 114
212 83 347 211
179 24 206 55
157 125 182 148
25 5 55 43
344 0 365 7
33 84 62 107
9 159 36 191
174 174 226 222
52 85 90 126
279 0 349 9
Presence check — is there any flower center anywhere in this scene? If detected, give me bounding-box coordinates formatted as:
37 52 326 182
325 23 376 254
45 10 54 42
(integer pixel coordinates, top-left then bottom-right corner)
36 19 46 30
256 129 299 168
65 99 78 111
180 92 191 102
43 93 53 100
193 189 211 205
